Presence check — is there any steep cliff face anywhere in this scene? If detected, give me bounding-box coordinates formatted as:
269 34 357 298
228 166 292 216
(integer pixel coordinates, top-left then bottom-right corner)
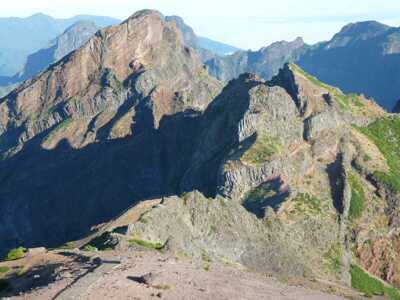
0 10 220 157
0 10 221 253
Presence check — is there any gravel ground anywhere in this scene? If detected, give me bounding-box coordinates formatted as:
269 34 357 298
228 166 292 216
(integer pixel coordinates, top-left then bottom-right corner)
2 249 365 300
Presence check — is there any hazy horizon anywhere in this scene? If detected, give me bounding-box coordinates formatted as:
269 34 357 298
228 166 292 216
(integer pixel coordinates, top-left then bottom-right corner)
1 0 400 50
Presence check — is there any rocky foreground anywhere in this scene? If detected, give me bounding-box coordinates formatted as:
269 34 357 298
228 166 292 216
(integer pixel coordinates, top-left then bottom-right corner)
0 245 364 299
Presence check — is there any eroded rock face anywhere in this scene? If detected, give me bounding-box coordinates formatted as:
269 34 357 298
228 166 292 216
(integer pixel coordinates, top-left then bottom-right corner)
129 192 339 279
127 63 385 285
0 9 221 254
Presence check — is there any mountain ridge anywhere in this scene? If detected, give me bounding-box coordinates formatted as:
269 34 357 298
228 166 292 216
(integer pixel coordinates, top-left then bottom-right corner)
0 9 400 299
205 20 400 110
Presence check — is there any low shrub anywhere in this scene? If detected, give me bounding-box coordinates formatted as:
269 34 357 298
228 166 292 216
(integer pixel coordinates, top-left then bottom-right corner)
4 247 26 261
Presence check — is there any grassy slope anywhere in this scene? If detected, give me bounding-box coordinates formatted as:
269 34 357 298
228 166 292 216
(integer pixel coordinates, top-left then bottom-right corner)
351 265 400 299
358 117 400 192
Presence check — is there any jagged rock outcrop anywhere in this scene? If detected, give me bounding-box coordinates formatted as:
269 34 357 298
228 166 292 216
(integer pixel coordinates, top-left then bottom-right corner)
128 63 385 285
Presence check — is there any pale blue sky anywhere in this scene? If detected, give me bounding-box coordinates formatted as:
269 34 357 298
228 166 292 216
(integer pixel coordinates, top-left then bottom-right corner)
2 0 400 49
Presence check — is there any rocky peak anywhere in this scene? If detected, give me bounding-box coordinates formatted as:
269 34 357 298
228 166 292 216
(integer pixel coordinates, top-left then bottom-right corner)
270 63 385 121
326 21 390 49
260 37 305 53
165 15 198 48
0 9 221 254
0 8 221 156
125 9 164 22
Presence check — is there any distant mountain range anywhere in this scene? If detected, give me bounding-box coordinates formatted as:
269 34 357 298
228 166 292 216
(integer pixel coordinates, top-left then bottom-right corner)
0 13 240 97
206 21 400 110
0 13 119 77
0 14 398 110
11 21 99 83
298 21 400 110
165 15 241 58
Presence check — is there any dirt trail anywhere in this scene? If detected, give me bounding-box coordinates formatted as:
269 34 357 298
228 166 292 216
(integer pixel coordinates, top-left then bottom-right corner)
54 257 120 300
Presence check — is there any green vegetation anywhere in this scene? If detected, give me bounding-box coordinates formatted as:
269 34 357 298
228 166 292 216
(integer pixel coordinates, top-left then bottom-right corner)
16 267 27 277
323 243 343 274
139 217 149 224
0 266 10 273
4 247 26 261
348 93 365 108
242 181 285 217
44 104 59 116
202 253 211 271
58 242 75 250
209 225 217 235
241 134 282 165
129 238 164 250
290 63 335 90
152 284 171 290
43 117 73 143
358 117 400 193
244 185 274 205
293 193 322 214
83 233 116 251
351 265 400 299
373 171 400 194
363 153 372 162
82 245 97 252
289 63 365 111
348 173 366 220
181 192 191 206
